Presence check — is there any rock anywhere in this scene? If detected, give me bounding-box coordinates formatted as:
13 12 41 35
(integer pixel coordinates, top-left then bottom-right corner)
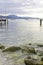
29 43 32 45
36 47 43 56
2 46 21 52
28 47 36 54
24 58 39 65
21 47 36 54
0 45 5 49
37 44 43 47
41 57 43 61
26 56 31 59
24 57 43 65
37 51 43 56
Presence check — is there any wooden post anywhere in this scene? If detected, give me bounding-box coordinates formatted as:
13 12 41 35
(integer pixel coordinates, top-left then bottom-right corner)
0 18 2 24
6 18 8 24
4 20 6 24
40 19 42 26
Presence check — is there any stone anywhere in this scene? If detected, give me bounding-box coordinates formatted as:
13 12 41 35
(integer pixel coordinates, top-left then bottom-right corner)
37 44 43 47
41 57 43 61
24 57 43 65
24 58 38 65
0 45 5 49
21 47 36 54
29 43 32 45
2 46 21 52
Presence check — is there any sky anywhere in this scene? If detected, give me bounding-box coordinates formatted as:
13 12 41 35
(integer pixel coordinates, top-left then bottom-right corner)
0 0 43 18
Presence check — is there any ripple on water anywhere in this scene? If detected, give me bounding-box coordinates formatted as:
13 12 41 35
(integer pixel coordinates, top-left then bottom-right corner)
0 50 25 65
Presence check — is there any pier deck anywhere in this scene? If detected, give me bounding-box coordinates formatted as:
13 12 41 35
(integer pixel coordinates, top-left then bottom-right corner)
0 18 8 24
0 19 6 21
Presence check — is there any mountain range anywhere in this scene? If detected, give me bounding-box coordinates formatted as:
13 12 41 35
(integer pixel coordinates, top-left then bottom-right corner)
0 15 39 19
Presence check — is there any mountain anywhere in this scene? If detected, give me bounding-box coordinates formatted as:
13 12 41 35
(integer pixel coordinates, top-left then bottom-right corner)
7 15 19 19
0 15 19 19
7 15 39 19
0 15 39 19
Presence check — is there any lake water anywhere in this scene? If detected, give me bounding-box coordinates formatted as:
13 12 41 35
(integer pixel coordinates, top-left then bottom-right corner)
0 19 43 46
0 19 43 65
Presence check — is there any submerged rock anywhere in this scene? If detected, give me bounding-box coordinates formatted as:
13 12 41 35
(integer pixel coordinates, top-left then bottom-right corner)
0 44 5 49
21 46 36 54
24 56 43 65
41 57 43 61
28 43 32 45
2 46 21 52
37 44 43 47
35 47 43 56
37 51 43 56
24 59 37 65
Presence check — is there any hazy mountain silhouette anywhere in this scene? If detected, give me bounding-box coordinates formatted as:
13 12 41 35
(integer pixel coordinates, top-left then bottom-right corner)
0 15 39 19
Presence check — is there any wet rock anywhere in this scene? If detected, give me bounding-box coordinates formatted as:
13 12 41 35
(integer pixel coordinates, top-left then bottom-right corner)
29 43 32 45
36 47 43 56
24 58 38 65
21 46 36 54
37 44 43 47
41 57 43 61
2 46 21 52
37 51 43 56
28 48 36 54
26 56 31 59
0 44 5 49
24 57 43 65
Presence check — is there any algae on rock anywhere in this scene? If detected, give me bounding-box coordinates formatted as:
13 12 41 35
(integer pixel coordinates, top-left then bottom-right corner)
0 44 5 49
2 46 21 52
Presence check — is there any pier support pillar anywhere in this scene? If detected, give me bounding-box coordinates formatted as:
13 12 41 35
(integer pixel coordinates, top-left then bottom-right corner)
0 18 8 25
40 19 42 26
6 18 8 24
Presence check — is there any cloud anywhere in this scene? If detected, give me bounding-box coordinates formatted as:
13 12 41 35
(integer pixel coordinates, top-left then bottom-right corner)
0 0 43 17
0 0 25 3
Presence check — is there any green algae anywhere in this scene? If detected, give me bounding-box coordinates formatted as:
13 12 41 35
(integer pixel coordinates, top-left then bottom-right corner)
21 45 36 54
0 43 43 65
0 44 5 49
2 46 21 52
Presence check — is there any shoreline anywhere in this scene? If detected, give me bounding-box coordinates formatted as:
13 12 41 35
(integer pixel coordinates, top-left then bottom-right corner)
0 43 43 65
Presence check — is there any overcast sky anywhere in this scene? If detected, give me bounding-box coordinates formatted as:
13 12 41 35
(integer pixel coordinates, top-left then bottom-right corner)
0 0 43 17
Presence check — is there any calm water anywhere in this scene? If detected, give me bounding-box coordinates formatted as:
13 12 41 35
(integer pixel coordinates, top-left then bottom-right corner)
0 19 43 46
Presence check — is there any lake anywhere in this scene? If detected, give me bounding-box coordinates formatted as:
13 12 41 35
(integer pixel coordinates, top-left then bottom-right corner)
0 19 43 65
0 19 43 46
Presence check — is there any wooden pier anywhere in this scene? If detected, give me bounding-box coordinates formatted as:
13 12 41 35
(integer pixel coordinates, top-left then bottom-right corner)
0 16 42 26
40 19 42 26
0 18 8 24
0 19 6 21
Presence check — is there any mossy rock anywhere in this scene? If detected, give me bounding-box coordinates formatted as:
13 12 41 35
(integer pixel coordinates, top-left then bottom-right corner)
24 58 43 65
41 57 43 61
37 52 43 56
22 47 36 54
0 45 5 49
2 46 21 52
37 44 43 47
29 43 32 45
28 48 36 54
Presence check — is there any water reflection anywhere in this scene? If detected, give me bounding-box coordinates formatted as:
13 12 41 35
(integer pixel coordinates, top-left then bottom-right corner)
0 19 43 46
0 21 8 29
40 19 42 27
